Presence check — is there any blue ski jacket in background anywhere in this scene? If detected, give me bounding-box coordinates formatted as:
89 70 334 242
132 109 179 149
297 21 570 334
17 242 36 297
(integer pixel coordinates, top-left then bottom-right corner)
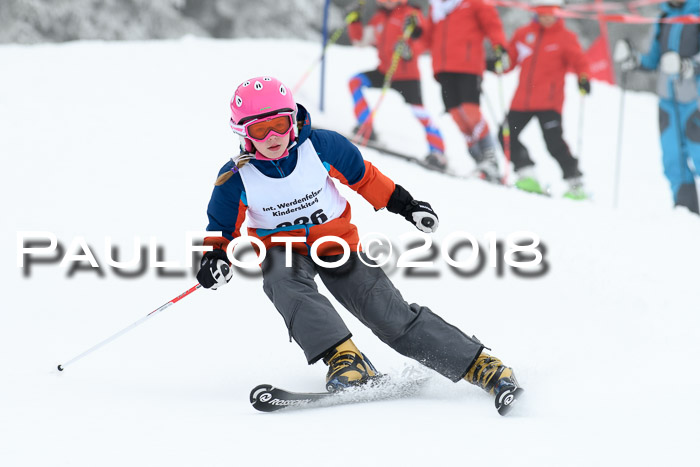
639 0 700 210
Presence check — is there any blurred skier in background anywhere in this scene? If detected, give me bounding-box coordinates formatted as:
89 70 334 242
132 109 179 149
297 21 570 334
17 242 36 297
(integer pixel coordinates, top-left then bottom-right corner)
347 0 448 170
615 0 700 214
494 0 590 199
423 0 508 182
196 75 523 415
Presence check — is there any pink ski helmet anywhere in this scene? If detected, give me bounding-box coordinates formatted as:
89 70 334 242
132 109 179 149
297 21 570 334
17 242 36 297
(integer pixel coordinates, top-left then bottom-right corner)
229 76 298 152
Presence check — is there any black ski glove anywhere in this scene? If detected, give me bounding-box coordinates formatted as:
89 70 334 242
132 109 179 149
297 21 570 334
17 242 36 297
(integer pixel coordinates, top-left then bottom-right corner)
196 249 232 290
344 0 364 24
404 14 422 38
578 75 591 95
493 45 510 72
386 184 439 233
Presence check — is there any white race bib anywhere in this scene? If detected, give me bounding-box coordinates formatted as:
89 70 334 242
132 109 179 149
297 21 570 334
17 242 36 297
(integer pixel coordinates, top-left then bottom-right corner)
239 139 348 231
430 0 463 23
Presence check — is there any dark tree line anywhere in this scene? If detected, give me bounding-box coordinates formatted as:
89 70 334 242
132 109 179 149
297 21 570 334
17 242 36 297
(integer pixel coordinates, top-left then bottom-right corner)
1 0 660 90
0 0 339 43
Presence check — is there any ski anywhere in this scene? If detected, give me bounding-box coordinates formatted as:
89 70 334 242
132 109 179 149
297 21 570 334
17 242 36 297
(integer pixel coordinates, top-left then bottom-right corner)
249 384 331 412
341 134 472 179
250 374 429 413
250 373 523 415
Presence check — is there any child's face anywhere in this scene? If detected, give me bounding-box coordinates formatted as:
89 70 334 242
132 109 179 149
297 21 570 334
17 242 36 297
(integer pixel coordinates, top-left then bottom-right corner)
537 13 557 27
251 132 291 160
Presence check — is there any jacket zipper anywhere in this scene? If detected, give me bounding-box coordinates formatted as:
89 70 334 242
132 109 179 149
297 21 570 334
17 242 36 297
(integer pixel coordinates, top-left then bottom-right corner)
524 26 544 110
441 16 448 70
548 83 555 104
380 10 389 68
271 160 285 177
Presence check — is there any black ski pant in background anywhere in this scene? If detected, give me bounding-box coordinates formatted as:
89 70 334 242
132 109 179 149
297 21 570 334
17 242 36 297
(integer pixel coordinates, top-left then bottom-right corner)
499 110 582 179
261 247 484 382
358 69 423 105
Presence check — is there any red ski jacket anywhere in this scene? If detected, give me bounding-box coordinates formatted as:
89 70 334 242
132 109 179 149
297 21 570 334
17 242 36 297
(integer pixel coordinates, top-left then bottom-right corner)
505 19 589 113
348 5 427 81
423 0 506 76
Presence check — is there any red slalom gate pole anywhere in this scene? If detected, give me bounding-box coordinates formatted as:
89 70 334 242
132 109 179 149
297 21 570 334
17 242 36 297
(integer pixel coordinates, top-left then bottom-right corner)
57 283 202 371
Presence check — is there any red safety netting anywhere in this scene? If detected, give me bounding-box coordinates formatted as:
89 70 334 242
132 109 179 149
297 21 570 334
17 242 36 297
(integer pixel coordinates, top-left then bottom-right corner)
488 0 700 23
486 0 700 84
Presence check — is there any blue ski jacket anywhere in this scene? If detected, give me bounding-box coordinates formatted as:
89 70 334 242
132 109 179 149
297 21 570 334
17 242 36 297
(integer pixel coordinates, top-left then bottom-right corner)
640 0 700 102
203 104 396 256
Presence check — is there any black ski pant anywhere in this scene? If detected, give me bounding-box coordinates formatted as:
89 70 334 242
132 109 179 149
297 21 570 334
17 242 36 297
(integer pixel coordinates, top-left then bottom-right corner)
261 247 484 382
356 69 423 105
499 110 582 179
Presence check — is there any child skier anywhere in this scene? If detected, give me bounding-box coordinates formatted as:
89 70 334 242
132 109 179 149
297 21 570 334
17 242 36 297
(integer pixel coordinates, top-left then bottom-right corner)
423 0 508 182
495 0 590 199
196 76 523 415
614 0 700 214
347 0 448 170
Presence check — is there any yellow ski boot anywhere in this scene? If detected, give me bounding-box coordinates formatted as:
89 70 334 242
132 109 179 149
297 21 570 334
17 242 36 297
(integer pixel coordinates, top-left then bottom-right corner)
323 339 379 392
465 352 524 415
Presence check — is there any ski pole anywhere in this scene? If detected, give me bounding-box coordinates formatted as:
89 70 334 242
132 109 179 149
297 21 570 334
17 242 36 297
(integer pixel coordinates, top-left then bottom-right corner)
576 91 586 160
481 89 499 132
495 58 511 185
613 71 627 209
292 5 363 95
353 20 416 145
57 283 202 371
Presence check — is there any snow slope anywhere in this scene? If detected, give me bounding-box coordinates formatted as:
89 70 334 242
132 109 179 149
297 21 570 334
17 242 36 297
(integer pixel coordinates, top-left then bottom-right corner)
1 38 699 467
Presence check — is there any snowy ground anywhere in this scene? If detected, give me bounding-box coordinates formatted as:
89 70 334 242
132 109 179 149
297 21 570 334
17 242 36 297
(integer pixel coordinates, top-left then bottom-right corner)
1 38 699 467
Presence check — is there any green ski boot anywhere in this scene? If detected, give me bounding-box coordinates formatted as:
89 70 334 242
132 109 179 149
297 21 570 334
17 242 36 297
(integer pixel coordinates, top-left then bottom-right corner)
515 176 545 194
563 177 587 200
514 167 545 195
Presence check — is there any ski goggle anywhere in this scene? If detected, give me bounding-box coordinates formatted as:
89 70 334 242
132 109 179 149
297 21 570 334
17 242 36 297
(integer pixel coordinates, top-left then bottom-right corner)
232 111 294 142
